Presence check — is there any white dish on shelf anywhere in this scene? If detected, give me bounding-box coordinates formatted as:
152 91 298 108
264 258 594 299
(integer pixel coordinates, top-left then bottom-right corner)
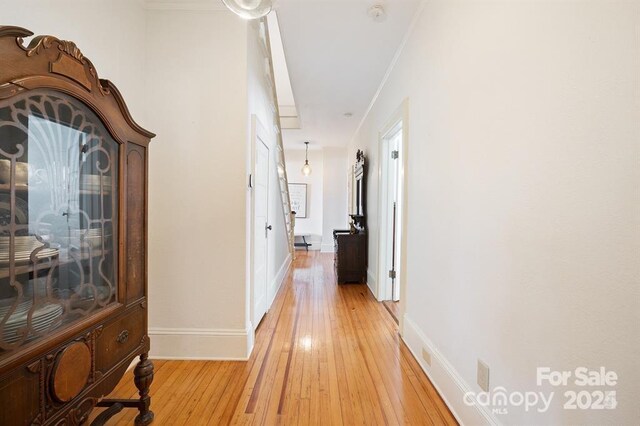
0 240 60 265
80 175 112 184
0 237 55 253
0 300 31 317
69 228 105 236
1 302 64 344
55 229 111 249
79 175 113 192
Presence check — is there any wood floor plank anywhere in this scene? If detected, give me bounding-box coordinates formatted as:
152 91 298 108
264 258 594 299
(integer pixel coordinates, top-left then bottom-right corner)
348 285 437 425
96 251 457 425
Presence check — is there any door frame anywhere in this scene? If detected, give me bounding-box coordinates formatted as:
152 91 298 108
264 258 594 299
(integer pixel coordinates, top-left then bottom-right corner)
249 115 271 331
380 125 402 302
376 99 409 330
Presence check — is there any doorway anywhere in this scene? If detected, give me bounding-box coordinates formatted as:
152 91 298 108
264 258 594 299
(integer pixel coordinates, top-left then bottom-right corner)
252 117 270 329
377 100 408 325
381 126 403 302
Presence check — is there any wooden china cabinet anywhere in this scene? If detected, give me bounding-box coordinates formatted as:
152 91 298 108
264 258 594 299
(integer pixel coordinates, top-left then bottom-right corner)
0 27 154 425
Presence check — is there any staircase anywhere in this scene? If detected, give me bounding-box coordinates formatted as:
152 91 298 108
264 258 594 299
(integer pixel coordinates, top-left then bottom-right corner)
259 17 295 255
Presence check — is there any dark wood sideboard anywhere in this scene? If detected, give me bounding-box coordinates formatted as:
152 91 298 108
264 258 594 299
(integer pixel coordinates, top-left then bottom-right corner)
334 150 368 284
0 27 155 425
334 231 367 284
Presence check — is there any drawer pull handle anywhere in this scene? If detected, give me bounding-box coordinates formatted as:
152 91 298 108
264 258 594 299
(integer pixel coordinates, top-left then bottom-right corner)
116 330 129 344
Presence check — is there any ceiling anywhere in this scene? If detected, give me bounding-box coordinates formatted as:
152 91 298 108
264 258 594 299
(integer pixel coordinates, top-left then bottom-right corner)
274 0 422 148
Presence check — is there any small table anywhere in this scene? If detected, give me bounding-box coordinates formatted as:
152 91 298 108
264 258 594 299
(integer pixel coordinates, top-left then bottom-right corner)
294 235 312 251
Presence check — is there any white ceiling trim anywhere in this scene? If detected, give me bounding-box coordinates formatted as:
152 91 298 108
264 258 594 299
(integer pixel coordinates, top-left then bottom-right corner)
350 0 427 146
145 0 229 11
268 13 298 115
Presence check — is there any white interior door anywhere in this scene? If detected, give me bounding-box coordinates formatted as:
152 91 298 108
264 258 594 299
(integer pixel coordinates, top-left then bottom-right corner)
392 132 403 301
253 137 270 328
384 129 402 301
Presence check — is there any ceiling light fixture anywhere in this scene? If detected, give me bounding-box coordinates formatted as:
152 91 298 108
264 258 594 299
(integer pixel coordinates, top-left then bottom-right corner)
368 5 387 23
301 141 312 176
222 0 272 20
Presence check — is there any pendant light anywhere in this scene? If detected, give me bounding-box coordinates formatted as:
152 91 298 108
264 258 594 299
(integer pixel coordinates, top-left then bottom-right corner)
301 141 312 176
222 0 273 20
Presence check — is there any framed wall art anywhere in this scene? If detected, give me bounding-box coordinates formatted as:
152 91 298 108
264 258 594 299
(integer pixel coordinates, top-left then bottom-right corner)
288 183 308 218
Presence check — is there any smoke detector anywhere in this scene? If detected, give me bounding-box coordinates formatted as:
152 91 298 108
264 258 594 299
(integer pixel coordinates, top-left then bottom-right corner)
368 5 386 23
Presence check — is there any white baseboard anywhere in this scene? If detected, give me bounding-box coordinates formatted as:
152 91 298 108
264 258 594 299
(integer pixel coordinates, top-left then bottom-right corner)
320 243 335 253
402 315 500 426
149 326 253 360
269 253 292 307
366 269 377 299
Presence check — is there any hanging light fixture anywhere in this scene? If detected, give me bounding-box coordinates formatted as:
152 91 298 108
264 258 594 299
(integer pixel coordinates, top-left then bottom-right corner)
301 141 312 176
222 0 273 20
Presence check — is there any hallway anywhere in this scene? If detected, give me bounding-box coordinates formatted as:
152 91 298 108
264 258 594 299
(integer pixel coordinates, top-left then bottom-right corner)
97 252 456 425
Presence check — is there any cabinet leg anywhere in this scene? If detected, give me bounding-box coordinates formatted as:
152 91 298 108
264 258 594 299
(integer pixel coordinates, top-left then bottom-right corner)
133 353 154 425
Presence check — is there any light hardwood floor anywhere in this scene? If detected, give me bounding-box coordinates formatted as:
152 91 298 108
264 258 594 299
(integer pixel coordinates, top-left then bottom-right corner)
382 300 400 324
94 251 456 425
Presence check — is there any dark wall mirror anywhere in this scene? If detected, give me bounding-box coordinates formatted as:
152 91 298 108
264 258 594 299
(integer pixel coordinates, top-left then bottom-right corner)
349 150 366 231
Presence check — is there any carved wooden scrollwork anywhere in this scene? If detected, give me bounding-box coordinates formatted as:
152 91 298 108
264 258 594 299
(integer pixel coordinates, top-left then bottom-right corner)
51 342 91 403
93 325 104 338
26 37 84 63
49 396 96 426
31 413 44 425
23 334 95 422
27 359 41 373
24 35 103 94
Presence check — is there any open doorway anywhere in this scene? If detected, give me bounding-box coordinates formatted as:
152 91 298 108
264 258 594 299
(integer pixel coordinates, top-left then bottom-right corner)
377 101 408 325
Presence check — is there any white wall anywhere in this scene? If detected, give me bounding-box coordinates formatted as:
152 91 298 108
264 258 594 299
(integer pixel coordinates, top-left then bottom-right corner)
350 1 640 424
246 20 292 317
145 9 252 359
321 148 348 252
285 148 324 243
148 10 290 360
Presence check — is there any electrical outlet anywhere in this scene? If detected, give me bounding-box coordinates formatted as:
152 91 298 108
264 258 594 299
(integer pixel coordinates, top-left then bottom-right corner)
421 348 432 366
477 360 490 392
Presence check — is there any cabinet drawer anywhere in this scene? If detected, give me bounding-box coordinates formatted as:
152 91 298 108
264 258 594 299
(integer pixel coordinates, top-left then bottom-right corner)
95 307 145 372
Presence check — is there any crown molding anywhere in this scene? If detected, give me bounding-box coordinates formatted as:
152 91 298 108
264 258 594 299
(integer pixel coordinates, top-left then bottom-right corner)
145 0 229 12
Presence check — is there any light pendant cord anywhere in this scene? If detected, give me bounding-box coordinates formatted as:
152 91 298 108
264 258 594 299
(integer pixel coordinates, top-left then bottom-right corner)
302 141 312 176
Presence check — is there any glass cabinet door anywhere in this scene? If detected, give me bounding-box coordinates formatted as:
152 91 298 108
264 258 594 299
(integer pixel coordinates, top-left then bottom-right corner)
0 89 119 355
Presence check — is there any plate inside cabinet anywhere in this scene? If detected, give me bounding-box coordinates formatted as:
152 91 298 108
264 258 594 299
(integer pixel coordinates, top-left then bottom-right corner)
0 194 27 226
